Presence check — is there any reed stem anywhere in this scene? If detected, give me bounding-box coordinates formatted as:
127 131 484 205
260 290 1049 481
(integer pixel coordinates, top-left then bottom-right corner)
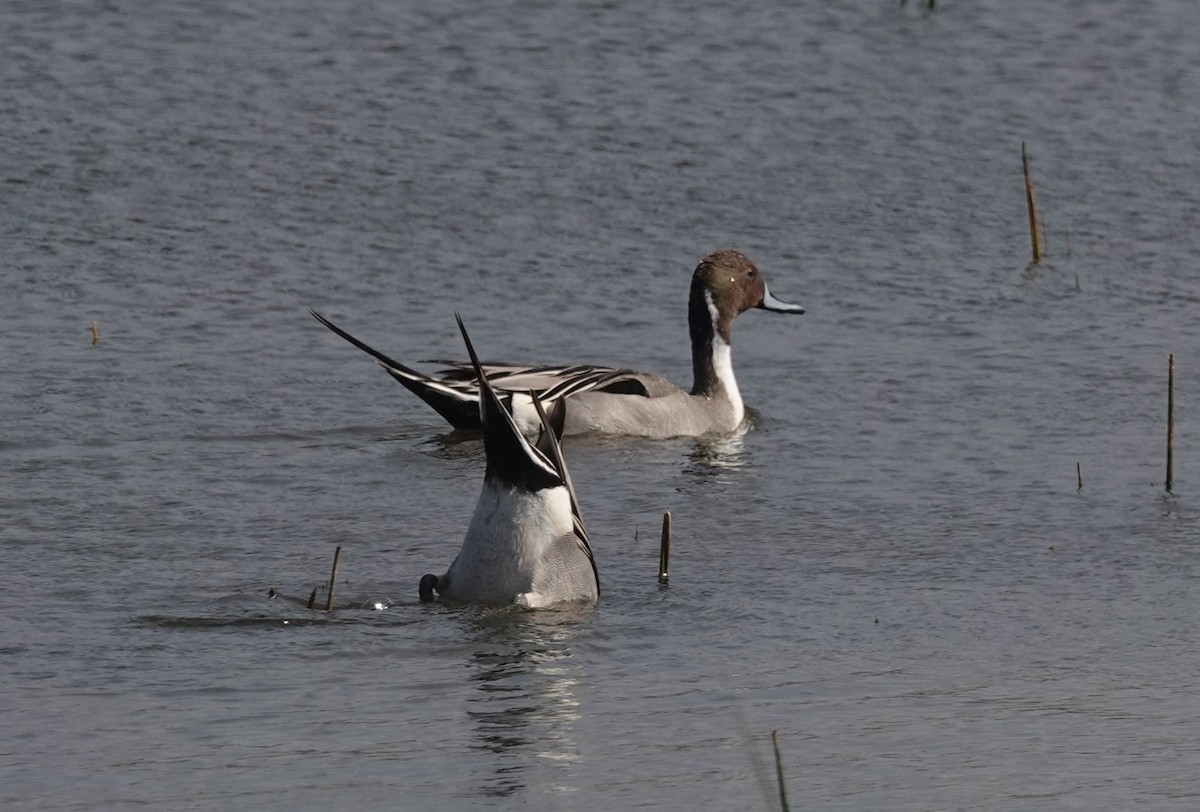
1076 461 1083 491
658 511 671 585
772 730 790 812
1166 354 1175 493
1022 142 1042 263
325 545 342 611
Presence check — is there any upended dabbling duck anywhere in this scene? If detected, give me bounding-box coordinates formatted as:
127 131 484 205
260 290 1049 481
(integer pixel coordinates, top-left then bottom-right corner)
419 314 599 608
311 250 804 440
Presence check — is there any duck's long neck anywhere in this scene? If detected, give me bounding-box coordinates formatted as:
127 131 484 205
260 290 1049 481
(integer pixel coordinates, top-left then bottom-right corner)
688 287 742 416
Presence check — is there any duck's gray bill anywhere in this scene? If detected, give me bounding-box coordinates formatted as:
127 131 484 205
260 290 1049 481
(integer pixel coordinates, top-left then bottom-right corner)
758 285 805 314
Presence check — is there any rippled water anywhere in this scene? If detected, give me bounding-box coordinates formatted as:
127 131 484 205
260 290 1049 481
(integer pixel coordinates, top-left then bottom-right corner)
4 1 1200 809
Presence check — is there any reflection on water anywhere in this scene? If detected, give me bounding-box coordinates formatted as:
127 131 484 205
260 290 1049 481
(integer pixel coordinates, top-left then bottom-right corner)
421 429 487 462
459 607 590 800
684 429 748 479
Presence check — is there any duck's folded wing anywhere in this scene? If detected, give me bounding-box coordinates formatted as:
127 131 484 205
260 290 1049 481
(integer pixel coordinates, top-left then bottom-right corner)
529 393 600 597
531 527 600 601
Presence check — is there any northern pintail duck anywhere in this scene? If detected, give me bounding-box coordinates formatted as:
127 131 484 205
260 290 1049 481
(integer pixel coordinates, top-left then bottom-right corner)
418 314 599 607
311 250 804 439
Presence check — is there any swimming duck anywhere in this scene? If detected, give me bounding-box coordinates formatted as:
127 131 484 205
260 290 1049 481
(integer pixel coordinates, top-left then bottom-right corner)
311 250 803 439
418 314 599 607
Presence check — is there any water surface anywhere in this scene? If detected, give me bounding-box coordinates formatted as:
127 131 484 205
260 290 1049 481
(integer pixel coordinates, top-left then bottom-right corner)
3 1 1200 809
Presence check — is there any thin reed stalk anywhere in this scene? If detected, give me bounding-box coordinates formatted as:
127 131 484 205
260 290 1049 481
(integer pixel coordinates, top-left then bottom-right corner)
658 511 671 585
1167 354 1175 493
772 730 790 812
325 545 342 611
1022 142 1042 263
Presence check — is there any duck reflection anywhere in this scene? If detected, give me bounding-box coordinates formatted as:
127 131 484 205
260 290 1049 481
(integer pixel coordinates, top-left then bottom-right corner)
684 427 748 479
461 606 591 799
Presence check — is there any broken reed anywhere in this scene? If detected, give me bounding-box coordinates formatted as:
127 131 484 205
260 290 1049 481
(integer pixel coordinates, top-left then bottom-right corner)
658 511 671 585
1167 354 1175 493
306 545 343 610
326 545 342 610
772 730 790 812
1022 142 1042 263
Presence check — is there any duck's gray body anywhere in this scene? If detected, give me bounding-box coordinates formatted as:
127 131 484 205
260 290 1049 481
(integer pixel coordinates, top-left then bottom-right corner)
311 250 803 439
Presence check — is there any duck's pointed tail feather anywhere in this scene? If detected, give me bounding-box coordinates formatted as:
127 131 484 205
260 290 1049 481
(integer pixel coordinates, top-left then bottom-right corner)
310 309 481 429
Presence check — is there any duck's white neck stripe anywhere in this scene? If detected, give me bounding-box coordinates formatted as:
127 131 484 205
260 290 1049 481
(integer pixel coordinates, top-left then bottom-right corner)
705 293 743 420
703 290 723 342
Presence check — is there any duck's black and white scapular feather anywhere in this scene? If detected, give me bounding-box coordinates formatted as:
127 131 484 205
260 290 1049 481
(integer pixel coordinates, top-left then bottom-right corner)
418 314 599 608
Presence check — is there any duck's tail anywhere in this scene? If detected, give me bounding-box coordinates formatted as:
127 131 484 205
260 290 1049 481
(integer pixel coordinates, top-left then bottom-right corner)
310 309 482 430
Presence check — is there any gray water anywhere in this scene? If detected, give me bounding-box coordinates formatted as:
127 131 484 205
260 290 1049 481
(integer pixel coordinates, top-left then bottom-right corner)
4 1 1200 809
